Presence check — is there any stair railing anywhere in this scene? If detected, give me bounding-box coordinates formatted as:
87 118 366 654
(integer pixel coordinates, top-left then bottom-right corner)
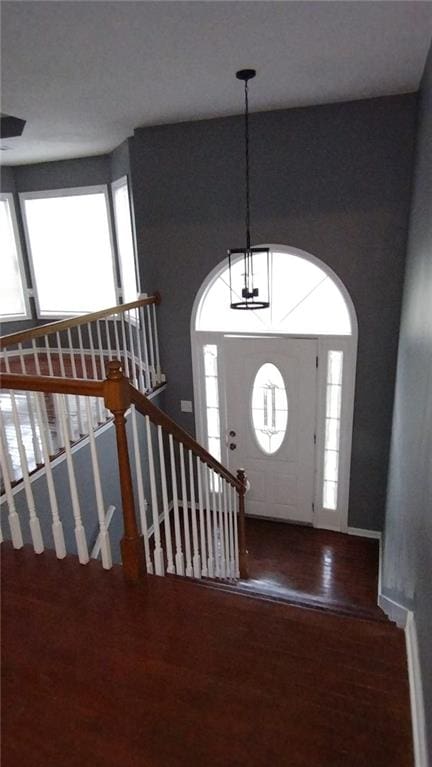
0 295 164 485
0 361 248 583
0 293 163 392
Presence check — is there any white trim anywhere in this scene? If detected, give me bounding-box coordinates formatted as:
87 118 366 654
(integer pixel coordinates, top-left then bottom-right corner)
377 579 428 766
19 185 119 320
378 593 409 628
347 526 382 539
111 175 141 302
0 193 32 323
406 611 428 767
191 244 358 533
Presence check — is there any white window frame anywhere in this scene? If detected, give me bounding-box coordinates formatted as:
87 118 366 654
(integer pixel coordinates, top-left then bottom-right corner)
191 245 358 534
19 185 119 319
111 175 141 302
0 192 31 322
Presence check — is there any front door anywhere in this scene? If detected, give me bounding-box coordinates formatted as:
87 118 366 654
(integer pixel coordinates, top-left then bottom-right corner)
223 336 317 523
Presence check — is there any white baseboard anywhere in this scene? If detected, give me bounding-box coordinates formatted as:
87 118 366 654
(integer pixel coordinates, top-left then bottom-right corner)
406 611 428 767
377 543 427 767
378 593 409 628
347 526 382 539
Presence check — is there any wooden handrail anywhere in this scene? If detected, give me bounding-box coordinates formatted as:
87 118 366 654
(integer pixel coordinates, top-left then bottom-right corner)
0 293 161 349
129 381 243 491
0 372 104 398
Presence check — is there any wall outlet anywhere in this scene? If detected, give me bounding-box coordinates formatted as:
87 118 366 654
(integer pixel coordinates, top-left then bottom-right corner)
181 400 193 413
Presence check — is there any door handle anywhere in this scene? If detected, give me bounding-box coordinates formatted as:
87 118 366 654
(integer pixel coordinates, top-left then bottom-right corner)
229 443 237 450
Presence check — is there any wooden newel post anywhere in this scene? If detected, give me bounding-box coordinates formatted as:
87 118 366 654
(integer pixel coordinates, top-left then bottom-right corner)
103 360 146 583
237 468 249 579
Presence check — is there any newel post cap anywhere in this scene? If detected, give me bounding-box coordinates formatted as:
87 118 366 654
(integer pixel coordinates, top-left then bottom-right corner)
103 360 131 412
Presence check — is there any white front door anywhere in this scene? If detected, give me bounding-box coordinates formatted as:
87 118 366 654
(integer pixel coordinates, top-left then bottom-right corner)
223 336 318 523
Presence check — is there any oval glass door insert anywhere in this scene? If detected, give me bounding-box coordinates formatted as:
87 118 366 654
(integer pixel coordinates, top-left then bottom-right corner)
251 363 288 454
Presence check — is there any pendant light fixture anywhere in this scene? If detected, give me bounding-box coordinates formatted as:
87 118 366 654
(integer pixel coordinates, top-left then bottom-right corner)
228 69 270 310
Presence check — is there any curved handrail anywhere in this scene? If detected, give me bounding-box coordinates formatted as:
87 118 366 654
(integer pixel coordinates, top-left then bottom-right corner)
129 385 243 491
0 293 161 349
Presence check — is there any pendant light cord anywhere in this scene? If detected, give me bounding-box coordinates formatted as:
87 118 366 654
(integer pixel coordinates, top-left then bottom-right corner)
244 79 251 250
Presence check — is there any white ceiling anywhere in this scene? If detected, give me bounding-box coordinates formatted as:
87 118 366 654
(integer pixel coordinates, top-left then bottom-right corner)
2 1 432 165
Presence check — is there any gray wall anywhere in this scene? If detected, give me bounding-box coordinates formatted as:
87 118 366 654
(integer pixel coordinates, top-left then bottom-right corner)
130 94 417 531
383 47 432 759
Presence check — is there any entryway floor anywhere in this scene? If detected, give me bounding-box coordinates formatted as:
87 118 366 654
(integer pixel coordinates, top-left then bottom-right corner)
235 517 385 621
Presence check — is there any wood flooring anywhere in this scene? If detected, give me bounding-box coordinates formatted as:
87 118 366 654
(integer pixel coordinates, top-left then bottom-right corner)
2 543 413 767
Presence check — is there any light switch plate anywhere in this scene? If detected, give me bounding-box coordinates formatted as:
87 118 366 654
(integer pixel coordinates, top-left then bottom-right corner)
181 400 193 413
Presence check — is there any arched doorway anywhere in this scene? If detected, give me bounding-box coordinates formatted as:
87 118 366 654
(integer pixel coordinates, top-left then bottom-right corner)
191 245 357 532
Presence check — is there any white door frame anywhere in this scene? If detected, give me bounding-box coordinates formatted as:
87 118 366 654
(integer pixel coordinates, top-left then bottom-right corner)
191 245 358 533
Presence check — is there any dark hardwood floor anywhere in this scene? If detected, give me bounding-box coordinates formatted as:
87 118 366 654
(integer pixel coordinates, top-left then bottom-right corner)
2 544 413 767
238 518 385 620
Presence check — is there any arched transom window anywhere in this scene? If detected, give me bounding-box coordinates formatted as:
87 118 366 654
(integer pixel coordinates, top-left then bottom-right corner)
196 250 351 335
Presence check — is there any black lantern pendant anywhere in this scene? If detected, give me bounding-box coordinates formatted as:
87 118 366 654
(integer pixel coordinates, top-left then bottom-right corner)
228 69 270 310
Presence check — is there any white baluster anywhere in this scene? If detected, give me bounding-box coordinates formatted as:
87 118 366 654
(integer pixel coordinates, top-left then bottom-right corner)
139 306 151 391
218 476 227 579
96 320 106 378
211 470 220 577
16 346 43 466
88 323 98 379
34 393 66 558
0 395 14 479
179 443 193 577
31 338 41 374
145 415 164 575
146 304 156 388
9 390 44 553
188 450 201 578
104 317 113 360
30 345 50 459
152 302 162 384
77 324 87 379
233 486 240 578
88 323 104 424
196 456 208 577
67 329 84 436
169 434 184 575
130 405 153 573
45 335 65 449
56 331 66 377
113 314 121 362
85 398 112 569
133 309 146 393
228 482 236 579
120 314 130 379
204 464 214 578
0 407 23 548
127 313 138 387
57 394 89 564
44 334 54 376
158 425 175 574
223 480 230 579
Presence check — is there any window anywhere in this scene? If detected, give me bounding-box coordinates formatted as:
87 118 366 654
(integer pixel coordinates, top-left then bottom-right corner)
20 187 117 317
251 363 288 454
203 344 221 462
196 250 351 335
322 350 343 510
0 194 29 321
112 177 139 304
